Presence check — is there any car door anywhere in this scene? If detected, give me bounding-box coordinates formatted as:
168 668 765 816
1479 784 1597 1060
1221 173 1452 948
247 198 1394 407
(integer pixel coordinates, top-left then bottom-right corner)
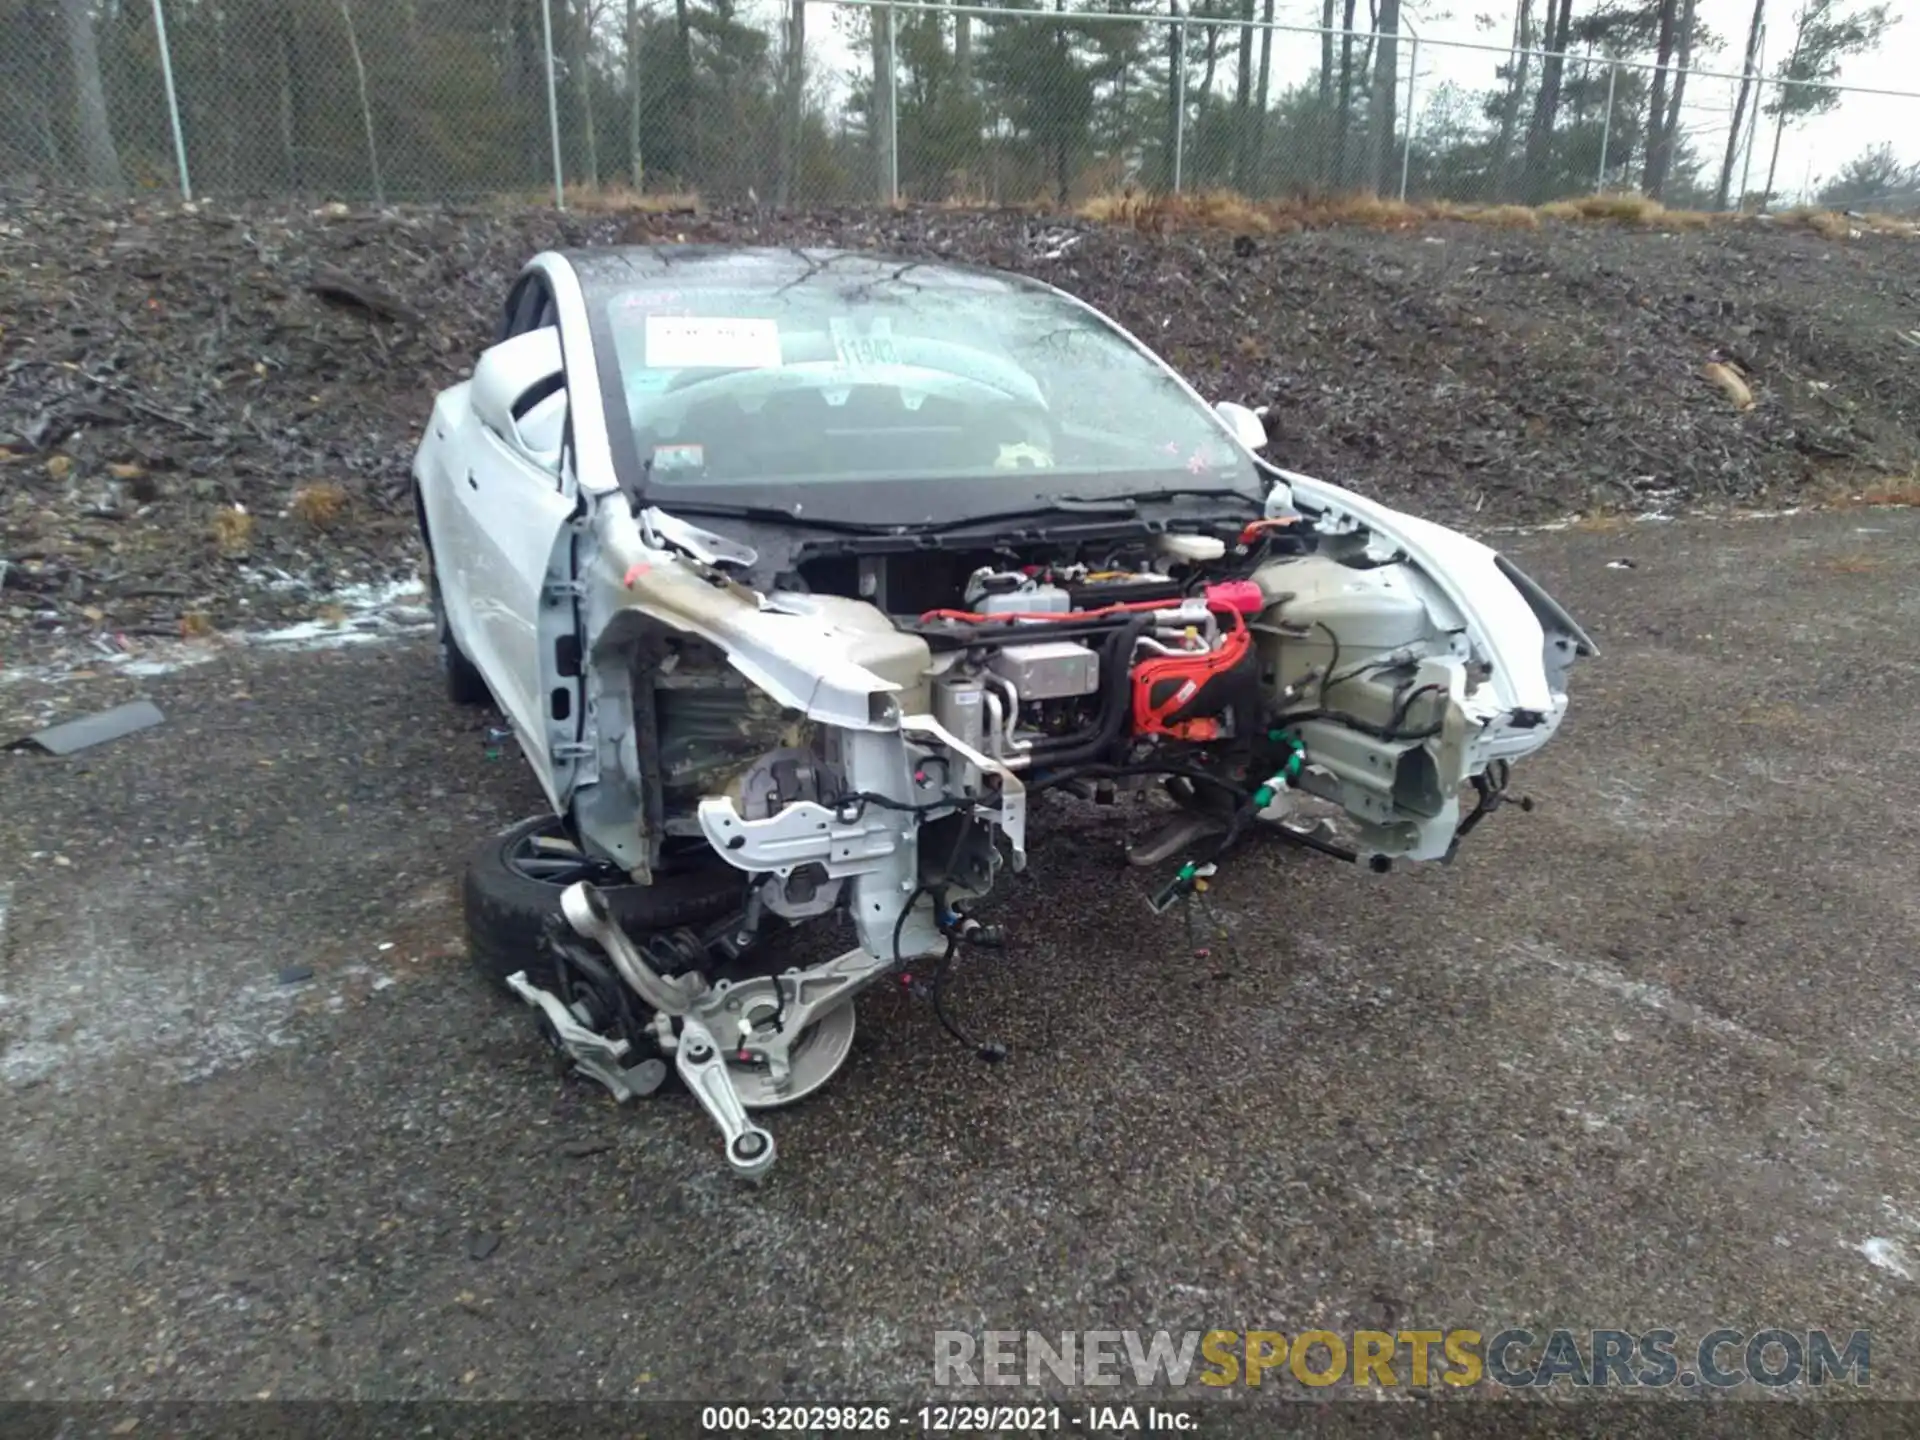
448 271 581 812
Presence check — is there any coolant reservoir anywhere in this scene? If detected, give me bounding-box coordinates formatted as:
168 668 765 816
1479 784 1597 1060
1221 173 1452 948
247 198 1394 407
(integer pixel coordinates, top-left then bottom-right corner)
1249 554 1432 691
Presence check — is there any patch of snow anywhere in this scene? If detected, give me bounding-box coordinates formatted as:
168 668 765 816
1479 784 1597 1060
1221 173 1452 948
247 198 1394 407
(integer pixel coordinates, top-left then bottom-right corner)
1857 1237 1913 1280
0 901 306 1093
0 573 428 686
243 576 429 651
1479 502 1821 537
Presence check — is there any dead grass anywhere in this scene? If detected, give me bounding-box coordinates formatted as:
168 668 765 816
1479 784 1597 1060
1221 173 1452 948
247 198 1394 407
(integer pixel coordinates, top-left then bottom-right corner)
1079 187 1276 232
210 506 254 554
1777 205 1852 241
290 481 348 529
1307 194 1427 229
568 183 700 214
1064 186 1907 239
1850 474 1920 507
1774 206 1920 239
1566 511 1634 533
1538 192 1714 228
492 184 701 215
1808 467 1920 509
1852 210 1920 236
483 178 1912 248
1431 202 1541 229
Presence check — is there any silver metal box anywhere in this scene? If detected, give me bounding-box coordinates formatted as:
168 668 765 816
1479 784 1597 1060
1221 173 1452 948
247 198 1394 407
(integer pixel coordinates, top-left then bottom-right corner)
932 673 987 749
986 640 1100 701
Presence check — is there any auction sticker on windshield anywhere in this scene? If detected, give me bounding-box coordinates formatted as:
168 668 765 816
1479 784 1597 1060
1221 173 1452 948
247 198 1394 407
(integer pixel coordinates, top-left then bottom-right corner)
645 315 782 370
651 443 706 472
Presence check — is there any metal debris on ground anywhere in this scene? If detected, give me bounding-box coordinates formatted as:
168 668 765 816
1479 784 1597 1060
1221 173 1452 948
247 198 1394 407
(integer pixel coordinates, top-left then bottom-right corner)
6 698 164 755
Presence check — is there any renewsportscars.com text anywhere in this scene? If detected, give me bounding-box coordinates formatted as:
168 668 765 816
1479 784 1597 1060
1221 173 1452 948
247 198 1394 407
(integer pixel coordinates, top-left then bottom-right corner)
933 1328 1871 1390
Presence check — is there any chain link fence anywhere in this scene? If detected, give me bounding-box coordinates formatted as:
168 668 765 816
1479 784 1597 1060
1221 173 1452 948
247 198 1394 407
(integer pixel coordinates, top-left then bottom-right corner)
5 0 1918 214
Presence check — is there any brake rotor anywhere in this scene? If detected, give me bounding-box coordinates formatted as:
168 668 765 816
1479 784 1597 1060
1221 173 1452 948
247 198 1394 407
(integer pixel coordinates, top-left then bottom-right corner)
718 989 857 1110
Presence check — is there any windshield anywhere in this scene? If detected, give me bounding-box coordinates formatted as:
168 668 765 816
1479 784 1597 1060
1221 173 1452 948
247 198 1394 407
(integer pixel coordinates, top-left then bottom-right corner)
589 265 1260 500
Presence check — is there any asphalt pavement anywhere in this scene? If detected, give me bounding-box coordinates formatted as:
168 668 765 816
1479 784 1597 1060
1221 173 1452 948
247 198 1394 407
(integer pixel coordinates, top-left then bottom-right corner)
3 506 1919 1407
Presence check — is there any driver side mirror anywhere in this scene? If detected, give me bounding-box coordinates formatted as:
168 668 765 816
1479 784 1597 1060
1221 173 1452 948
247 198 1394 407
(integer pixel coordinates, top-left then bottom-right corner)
1214 400 1268 453
471 327 567 471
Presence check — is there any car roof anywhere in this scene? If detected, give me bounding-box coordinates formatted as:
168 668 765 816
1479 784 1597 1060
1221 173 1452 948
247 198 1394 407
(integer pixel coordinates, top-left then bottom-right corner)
555 243 1057 304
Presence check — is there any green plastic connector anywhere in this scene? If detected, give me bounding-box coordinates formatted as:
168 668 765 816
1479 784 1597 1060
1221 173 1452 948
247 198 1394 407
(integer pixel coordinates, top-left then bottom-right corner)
1149 859 1208 914
1255 732 1307 805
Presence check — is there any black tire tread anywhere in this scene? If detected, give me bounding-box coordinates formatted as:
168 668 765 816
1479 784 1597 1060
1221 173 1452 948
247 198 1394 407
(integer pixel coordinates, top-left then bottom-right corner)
432 569 493 708
463 815 745 991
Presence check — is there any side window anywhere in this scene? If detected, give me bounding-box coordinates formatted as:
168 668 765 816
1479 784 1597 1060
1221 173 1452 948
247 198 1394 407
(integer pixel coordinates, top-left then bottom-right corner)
498 274 556 342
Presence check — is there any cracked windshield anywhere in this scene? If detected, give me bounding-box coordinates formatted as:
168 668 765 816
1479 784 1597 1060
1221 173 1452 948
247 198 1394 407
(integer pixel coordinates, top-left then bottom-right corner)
600 277 1255 489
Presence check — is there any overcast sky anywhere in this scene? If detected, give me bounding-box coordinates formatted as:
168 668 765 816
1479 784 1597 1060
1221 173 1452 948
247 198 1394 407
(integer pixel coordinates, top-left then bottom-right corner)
776 0 1915 203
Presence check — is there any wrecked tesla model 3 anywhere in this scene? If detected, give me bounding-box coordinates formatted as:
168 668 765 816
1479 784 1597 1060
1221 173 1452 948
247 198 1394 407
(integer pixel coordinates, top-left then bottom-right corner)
413 244 1596 1179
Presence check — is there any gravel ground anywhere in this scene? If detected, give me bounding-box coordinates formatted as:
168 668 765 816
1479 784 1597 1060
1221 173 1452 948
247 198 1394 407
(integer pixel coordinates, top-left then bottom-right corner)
3 503 1918 1412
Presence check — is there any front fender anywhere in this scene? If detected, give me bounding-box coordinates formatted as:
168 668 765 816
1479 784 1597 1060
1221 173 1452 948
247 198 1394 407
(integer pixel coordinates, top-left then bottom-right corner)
1273 470 1596 754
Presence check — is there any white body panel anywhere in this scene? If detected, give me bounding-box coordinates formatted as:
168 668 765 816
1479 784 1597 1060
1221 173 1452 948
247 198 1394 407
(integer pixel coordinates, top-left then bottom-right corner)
414 367 576 810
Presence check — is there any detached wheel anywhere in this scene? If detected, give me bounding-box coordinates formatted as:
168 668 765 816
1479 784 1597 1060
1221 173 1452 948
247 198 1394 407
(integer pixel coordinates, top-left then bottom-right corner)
463 814 747 991
429 562 492 707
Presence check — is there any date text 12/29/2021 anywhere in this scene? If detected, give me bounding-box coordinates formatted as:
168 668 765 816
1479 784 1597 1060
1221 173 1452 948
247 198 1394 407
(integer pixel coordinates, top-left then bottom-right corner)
700 1405 1202 1433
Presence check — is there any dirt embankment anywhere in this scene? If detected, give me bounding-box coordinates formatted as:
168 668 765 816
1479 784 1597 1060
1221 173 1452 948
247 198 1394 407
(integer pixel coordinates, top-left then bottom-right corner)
4 190 1917 658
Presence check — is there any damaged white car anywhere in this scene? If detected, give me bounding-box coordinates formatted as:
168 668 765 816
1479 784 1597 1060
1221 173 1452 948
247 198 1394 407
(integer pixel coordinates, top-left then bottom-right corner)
413 244 1596 1180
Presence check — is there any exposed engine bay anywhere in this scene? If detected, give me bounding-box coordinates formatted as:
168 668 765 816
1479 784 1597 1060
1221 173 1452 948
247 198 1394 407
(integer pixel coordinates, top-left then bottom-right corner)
490 475 1594 1183
648 506 1538 895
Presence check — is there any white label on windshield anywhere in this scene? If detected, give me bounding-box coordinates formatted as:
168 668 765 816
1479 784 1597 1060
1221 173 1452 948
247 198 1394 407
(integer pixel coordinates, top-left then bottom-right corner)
644 315 781 369
830 316 901 369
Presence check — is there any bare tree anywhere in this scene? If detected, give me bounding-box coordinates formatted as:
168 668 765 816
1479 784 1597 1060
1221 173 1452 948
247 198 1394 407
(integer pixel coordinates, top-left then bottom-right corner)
340 0 384 203
1253 0 1275 181
58 0 123 194
1319 0 1336 184
575 0 600 188
1233 0 1254 184
1487 0 1535 199
1640 0 1678 194
1649 0 1698 198
871 4 895 199
1761 0 1893 203
1166 0 1184 189
1715 0 1766 208
778 0 806 205
1364 0 1401 193
1520 0 1575 201
628 0 644 188
1334 0 1359 188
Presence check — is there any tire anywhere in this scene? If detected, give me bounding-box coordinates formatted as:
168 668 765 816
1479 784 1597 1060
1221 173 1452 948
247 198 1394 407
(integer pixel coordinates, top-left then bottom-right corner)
429 557 493 708
463 814 747 992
